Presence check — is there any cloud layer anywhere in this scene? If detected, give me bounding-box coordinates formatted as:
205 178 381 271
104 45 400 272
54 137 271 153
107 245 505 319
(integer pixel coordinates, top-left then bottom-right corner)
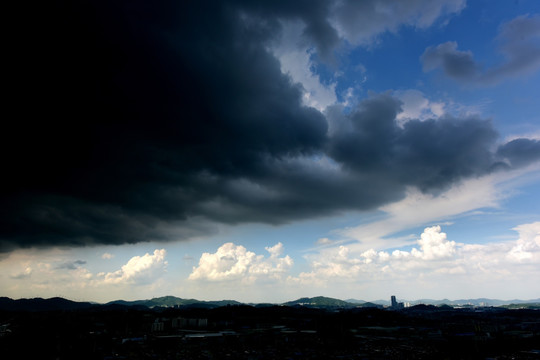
291 223 540 297
2 1 539 251
0 248 170 301
1 223 538 302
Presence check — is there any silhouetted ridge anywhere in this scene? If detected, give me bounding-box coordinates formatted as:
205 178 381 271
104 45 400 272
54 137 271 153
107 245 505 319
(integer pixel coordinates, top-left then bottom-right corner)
0 296 93 311
2 296 540 312
283 296 355 308
106 296 241 309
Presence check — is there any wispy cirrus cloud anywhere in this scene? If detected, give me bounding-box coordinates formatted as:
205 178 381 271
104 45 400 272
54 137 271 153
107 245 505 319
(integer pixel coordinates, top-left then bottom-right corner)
338 163 540 253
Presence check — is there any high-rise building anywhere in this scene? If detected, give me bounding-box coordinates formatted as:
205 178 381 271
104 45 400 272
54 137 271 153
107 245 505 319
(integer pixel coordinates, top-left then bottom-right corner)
390 295 404 309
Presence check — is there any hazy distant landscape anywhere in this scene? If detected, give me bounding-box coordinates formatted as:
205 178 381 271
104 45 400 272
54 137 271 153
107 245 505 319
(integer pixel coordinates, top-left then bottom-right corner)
2 295 539 359
2 295 540 311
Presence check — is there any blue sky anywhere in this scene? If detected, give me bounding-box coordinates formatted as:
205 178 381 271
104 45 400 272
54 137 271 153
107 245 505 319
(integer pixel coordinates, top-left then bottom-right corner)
1 0 539 303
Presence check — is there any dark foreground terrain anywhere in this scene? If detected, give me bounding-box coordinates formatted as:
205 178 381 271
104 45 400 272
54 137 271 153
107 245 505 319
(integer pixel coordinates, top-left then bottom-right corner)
1 304 539 359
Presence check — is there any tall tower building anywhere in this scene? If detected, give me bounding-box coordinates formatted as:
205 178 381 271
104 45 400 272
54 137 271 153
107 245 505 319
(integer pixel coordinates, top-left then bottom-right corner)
390 295 404 309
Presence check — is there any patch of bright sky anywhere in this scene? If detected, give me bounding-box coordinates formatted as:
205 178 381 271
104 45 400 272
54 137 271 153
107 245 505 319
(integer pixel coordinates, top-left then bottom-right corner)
332 0 540 137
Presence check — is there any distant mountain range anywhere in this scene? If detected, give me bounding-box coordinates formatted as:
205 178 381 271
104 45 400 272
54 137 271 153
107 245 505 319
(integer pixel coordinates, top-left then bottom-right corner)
106 296 241 309
0 296 242 312
1 295 539 312
0 296 94 311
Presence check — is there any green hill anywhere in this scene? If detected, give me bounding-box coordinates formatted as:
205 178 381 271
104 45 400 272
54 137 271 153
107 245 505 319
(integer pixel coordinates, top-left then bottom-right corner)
282 296 355 308
501 303 540 310
107 296 241 308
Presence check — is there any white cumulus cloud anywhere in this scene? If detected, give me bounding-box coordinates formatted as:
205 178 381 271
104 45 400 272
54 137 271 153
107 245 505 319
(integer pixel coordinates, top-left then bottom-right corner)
395 89 445 125
412 225 456 260
290 222 540 299
507 222 540 262
102 249 167 285
189 242 293 283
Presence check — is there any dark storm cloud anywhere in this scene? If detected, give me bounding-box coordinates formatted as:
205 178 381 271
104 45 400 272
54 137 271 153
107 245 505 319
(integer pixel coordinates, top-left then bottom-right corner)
421 14 540 84
497 138 540 168
1 1 539 251
329 93 499 191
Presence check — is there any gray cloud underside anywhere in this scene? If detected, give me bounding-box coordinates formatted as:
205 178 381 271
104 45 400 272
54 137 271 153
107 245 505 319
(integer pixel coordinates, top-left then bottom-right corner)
1 0 538 251
421 14 540 84
55 260 87 270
